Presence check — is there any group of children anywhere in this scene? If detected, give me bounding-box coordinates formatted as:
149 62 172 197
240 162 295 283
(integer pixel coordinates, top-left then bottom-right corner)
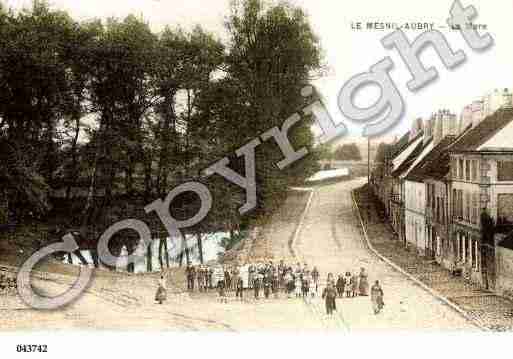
332 268 369 298
182 261 373 302
217 261 322 302
180 260 322 301
156 260 384 315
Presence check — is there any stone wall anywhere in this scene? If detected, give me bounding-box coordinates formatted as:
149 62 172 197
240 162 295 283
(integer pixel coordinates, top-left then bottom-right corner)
496 245 513 297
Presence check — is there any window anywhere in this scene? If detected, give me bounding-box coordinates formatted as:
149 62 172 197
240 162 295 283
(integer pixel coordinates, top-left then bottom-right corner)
498 161 513 181
456 190 462 219
452 159 458 179
471 193 478 224
471 238 477 268
498 194 513 225
441 199 445 225
431 185 435 216
465 236 471 264
465 160 471 181
458 234 463 261
459 159 464 179
436 198 440 223
459 190 464 219
471 160 478 181
466 192 471 222
452 189 456 218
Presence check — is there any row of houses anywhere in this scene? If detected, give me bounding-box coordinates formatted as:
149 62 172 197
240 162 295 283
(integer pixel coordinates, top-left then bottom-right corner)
372 90 513 296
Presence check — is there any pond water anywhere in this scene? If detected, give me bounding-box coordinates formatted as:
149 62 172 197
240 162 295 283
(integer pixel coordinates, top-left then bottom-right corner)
62 232 229 273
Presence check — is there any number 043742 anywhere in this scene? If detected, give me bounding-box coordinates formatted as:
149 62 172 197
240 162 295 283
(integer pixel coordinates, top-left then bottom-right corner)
16 345 48 353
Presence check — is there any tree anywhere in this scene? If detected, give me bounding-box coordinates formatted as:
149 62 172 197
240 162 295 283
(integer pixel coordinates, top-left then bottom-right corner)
82 15 158 226
374 142 391 164
0 0 326 263
0 1 80 218
333 143 362 161
315 144 334 161
225 0 323 213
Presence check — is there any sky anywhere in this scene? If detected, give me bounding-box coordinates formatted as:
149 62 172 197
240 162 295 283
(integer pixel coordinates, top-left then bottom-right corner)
4 0 513 142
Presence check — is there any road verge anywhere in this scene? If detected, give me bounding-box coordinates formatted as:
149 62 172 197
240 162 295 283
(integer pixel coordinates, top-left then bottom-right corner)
351 189 489 332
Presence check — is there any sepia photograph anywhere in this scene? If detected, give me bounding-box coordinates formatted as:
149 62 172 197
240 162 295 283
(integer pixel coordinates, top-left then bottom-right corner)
0 0 512 357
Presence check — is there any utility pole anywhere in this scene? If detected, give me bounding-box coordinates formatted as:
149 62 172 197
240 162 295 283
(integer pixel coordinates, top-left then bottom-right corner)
368 137 371 187
367 136 371 221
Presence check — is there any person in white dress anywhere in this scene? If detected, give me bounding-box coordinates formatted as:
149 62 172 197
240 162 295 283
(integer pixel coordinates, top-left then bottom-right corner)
309 273 317 298
295 275 302 298
155 273 167 304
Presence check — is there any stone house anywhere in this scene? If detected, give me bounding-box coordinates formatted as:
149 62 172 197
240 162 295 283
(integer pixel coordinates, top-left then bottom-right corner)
406 134 456 262
403 128 434 254
374 132 410 219
449 108 513 289
389 132 424 242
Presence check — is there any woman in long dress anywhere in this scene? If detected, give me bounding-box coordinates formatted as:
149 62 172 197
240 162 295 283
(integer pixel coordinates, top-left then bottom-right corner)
371 280 384 314
295 274 302 298
322 282 337 315
344 272 352 298
285 270 294 298
302 271 311 298
351 272 359 297
359 267 369 296
155 274 167 304
311 266 320 293
248 264 255 289
336 274 346 298
309 273 317 298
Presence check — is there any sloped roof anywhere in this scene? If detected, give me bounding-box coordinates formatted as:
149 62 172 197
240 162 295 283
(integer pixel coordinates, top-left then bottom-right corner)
389 132 411 159
391 137 426 177
406 136 456 182
451 109 513 152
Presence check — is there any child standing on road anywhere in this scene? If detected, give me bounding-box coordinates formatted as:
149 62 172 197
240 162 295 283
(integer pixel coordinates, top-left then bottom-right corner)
155 274 167 305
351 272 359 297
295 275 302 298
344 272 352 298
218 279 227 303
235 275 244 301
309 274 317 298
285 270 294 298
336 274 346 298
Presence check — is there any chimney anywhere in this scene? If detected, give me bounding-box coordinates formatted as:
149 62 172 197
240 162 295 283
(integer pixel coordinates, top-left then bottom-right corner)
423 118 433 145
459 104 472 133
409 118 423 141
446 110 458 136
503 88 513 109
432 112 442 145
433 109 457 145
471 99 484 127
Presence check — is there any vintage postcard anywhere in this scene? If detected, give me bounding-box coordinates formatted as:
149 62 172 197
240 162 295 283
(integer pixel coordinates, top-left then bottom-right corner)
1 0 512 357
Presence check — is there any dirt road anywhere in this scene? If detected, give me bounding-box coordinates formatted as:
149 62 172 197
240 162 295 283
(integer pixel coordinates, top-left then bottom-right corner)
288 178 477 331
0 178 478 331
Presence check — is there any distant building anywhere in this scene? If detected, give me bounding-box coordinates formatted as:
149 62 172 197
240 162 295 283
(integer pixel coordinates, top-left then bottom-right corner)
406 134 456 260
449 108 513 289
459 105 473 133
371 97 513 297
389 132 424 242
459 88 513 133
403 110 457 255
483 88 513 118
